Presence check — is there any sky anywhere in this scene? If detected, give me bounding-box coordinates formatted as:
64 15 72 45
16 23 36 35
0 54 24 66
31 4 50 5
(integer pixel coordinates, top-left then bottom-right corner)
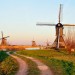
0 0 75 45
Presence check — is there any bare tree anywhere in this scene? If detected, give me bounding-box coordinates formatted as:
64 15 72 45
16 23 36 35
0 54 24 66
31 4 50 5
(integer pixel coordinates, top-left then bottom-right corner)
64 26 75 53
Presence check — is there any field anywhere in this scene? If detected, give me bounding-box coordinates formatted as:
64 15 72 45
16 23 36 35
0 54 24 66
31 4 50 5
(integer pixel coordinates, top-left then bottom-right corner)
17 49 75 75
0 51 18 75
0 49 75 75
15 54 40 75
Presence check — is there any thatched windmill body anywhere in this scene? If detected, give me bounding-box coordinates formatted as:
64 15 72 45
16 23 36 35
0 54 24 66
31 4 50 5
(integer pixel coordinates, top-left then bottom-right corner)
0 31 9 46
37 4 75 49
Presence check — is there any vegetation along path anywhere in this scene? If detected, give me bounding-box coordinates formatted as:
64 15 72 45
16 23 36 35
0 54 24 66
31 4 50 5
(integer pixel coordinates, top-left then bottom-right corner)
6 52 28 75
16 53 53 75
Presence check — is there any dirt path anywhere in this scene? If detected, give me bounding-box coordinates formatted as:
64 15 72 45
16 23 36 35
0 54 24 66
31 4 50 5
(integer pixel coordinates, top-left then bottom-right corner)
6 52 28 75
16 53 53 75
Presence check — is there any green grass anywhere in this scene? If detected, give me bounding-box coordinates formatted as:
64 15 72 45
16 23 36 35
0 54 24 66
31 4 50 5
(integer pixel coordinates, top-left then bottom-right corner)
17 49 75 75
14 54 40 75
0 51 19 75
0 51 9 62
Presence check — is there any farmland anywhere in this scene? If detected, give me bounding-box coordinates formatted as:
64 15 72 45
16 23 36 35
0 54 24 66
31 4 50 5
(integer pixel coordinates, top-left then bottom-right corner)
0 49 75 75
17 49 75 75
15 54 40 75
0 51 18 75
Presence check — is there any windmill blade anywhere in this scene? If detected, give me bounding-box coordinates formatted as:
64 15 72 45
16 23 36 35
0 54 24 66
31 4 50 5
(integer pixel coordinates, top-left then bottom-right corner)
63 24 75 26
4 36 10 38
1 31 3 38
58 4 61 23
36 23 56 26
58 4 63 23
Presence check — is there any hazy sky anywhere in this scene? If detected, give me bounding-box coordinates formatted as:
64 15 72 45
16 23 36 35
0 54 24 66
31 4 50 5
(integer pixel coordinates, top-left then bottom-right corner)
0 0 75 45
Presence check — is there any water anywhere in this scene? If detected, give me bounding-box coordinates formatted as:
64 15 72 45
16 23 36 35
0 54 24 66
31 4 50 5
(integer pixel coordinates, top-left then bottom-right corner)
25 47 40 50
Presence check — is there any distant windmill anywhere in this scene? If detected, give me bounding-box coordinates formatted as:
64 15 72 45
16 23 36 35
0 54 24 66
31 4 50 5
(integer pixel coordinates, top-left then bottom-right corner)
46 41 49 46
32 38 37 47
45 40 50 46
36 4 75 49
0 31 9 46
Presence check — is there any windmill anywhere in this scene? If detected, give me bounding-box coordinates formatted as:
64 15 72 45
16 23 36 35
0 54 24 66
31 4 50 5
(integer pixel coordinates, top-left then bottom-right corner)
36 4 75 49
46 40 49 46
32 37 37 47
45 40 51 46
44 40 51 49
0 31 9 46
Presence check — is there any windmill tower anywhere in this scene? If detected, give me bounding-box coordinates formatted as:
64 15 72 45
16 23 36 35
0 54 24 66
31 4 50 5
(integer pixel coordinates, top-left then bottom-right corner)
0 31 9 46
32 41 36 46
46 40 50 46
36 4 75 49
32 38 37 47
45 40 51 49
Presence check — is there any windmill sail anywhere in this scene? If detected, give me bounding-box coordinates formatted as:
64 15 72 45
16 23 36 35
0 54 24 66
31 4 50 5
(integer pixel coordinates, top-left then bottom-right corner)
1 31 3 38
36 23 56 26
63 24 75 26
58 4 63 23
0 31 9 46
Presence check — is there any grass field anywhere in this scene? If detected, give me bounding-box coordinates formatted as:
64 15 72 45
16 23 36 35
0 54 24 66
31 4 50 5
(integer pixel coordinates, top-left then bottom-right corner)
0 51 18 75
17 49 75 75
0 49 75 75
15 54 40 75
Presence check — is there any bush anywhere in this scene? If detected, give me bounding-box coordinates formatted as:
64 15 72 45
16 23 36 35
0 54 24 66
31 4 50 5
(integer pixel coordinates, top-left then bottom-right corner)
0 51 8 62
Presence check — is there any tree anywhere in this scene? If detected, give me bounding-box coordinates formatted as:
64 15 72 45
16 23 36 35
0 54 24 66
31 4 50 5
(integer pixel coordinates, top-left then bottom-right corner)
64 26 75 53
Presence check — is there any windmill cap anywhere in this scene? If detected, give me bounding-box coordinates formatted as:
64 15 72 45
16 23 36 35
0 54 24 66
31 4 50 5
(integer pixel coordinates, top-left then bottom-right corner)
56 23 63 27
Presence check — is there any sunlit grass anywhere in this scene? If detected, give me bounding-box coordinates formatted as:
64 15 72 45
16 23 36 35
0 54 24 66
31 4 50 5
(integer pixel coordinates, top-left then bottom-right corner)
15 54 40 75
0 51 18 75
17 49 75 75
